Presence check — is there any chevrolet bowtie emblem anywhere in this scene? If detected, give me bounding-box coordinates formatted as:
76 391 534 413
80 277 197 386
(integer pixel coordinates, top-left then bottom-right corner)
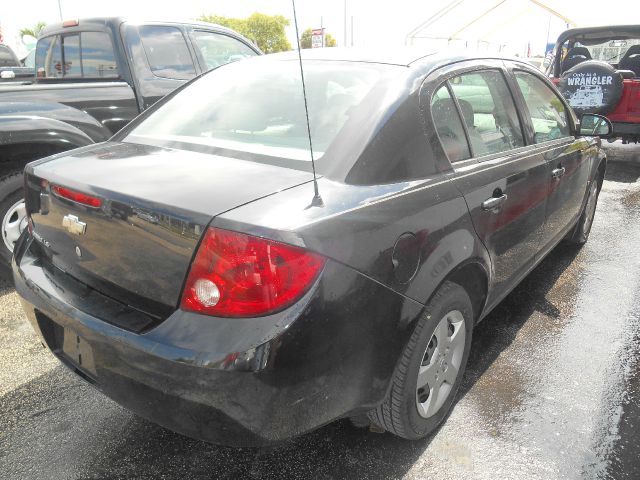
62 214 87 235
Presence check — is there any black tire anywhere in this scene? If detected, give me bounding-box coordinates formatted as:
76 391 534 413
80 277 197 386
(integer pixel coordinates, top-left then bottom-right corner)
0 172 26 266
567 178 601 245
368 281 473 439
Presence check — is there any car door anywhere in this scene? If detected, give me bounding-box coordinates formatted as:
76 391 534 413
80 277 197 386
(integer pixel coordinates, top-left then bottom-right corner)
509 67 591 251
426 60 549 308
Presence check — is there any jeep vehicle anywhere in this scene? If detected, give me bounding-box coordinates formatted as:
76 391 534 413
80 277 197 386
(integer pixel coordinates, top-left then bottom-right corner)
0 17 260 265
547 25 640 143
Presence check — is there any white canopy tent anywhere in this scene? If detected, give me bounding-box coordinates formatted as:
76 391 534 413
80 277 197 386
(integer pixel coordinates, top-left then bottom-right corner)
404 0 634 56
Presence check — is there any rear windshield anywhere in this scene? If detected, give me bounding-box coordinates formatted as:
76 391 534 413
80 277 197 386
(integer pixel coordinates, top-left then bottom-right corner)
571 39 640 64
125 58 397 163
35 32 118 79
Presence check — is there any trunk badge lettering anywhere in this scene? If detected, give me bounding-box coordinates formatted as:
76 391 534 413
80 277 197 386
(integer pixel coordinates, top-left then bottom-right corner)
62 215 87 235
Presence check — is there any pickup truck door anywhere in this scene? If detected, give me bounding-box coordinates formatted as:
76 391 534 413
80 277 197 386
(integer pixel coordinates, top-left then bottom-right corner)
427 61 549 308
509 69 592 251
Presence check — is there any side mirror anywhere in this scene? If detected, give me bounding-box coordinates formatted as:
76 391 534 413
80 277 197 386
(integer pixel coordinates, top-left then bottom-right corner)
578 113 613 138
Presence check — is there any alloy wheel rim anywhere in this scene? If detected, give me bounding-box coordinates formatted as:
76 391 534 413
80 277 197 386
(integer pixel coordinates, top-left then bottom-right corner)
2 199 27 253
583 182 598 235
416 310 466 419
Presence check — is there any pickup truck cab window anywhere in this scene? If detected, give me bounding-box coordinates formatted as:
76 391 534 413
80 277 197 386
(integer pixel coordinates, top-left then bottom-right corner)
192 30 257 70
61 35 81 77
514 71 571 143
81 32 118 78
449 70 524 156
36 32 119 79
431 83 471 163
139 25 196 80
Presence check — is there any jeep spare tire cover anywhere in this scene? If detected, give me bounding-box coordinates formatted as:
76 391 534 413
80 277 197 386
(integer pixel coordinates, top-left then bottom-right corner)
558 60 623 115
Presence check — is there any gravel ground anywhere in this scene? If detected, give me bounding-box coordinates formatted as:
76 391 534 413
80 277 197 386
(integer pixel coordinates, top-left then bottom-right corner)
1 146 639 480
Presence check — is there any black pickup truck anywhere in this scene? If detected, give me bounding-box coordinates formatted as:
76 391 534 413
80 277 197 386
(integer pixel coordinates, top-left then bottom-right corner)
0 17 260 264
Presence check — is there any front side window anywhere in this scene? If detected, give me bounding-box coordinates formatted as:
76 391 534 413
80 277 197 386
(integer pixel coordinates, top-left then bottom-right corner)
431 84 471 163
449 70 525 156
192 31 257 71
515 71 571 143
125 59 394 163
139 26 196 80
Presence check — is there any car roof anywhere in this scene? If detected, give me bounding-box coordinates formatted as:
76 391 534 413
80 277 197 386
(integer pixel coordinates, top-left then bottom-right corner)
556 25 640 46
266 47 531 70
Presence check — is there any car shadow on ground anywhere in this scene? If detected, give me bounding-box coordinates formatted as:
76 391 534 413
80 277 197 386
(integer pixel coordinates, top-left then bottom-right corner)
603 160 640 183
2 241 585 480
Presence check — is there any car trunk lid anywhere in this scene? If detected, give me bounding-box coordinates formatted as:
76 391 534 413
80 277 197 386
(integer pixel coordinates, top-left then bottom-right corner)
25 142 314 323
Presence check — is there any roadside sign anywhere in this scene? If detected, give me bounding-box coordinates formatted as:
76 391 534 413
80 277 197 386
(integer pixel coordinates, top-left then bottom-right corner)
311 28 324 48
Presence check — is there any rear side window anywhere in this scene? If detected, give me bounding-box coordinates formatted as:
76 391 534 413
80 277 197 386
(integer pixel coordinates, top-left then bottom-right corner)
449 70 524 156
0 45 19 67
139 26 196 80
431 84 471 163
35 32 118 79
192 31 257 71
515 71 571 143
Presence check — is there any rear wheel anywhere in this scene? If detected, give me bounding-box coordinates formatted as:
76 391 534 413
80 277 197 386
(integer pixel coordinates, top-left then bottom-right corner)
368 281 473 439
567 179 600 245
0 173 27 265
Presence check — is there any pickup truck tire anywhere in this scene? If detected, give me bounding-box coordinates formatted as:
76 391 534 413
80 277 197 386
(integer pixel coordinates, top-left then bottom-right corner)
0 172 27 265
368 281 473 440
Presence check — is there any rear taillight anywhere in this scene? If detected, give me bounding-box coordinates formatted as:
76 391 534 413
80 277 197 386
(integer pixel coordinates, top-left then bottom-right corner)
51 185 102 208
181 227 325 317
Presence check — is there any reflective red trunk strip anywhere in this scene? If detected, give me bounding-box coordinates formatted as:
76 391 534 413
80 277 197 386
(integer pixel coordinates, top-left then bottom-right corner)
51 185 102 207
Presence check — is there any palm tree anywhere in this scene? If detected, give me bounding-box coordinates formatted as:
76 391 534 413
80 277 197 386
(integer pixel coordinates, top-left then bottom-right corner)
19 22 47 39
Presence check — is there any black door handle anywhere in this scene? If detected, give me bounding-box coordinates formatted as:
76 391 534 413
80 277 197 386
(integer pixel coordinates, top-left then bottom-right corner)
482 193 508 211
552 167 566 179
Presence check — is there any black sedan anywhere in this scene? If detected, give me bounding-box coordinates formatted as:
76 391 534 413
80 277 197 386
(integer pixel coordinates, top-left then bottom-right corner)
13 49 612 446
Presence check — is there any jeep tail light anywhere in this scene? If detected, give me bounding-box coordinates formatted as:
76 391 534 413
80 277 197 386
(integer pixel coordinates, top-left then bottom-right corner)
181 227 325 317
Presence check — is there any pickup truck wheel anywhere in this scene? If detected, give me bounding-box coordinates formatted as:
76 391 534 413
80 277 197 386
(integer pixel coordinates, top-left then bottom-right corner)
568 180 600 245
368 281 473 440
0 173 27 265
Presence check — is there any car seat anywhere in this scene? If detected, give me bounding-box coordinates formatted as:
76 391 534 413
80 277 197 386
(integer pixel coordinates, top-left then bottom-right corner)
431 98 469 161
619 44 640 77
562 46 592 73
456 99 489 156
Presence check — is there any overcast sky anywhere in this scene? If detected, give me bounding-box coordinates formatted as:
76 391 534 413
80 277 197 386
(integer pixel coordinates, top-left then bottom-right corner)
1 0 637 57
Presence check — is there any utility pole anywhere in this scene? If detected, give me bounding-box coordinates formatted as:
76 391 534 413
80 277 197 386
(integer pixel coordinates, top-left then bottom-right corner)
321 16 324 48
351 16 354 46
57 0 63 20
343 0 347 47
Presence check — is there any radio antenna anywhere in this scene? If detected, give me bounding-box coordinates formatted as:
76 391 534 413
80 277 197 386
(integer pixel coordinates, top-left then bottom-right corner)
291 0 323 207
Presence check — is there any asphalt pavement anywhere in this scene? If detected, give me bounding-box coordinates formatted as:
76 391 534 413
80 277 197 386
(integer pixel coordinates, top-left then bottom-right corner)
1 144 639 480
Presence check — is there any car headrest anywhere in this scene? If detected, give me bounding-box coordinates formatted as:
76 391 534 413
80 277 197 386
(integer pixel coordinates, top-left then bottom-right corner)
567 46 592 60
621 44 640 61
456 99 475 127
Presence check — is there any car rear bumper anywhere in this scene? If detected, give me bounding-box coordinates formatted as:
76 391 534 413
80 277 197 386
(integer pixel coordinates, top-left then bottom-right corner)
13 234 424 446
611 121 640 139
